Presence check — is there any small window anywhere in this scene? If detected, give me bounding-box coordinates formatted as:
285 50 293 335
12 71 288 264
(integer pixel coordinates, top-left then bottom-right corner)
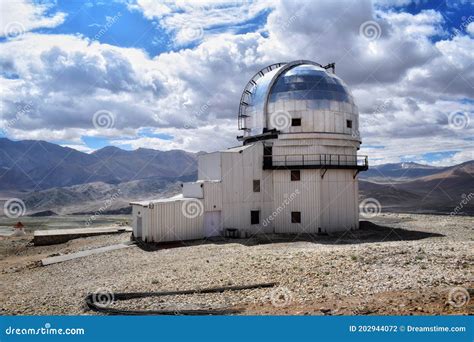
264 145 272 156
253 180 260 192
251 210 260 225
291 212 301 223
291 118 301 126
346 120 352 128
291 170 301 181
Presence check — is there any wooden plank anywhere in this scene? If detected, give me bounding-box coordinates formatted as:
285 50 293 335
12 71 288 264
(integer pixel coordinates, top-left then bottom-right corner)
41 243 134 266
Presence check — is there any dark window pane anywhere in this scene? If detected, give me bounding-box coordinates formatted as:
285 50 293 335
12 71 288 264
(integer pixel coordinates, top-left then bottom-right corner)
291 211 301 223
251 210 260 225
346 120 352 128
291 118 301 127
253 180 260 192
291 170 301 181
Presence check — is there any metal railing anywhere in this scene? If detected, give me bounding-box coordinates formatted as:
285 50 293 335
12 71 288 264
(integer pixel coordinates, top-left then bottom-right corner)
263 154 368 170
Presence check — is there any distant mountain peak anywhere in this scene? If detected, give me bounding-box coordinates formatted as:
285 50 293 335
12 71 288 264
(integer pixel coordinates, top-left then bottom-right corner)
400 162 434 169
93 145 124 154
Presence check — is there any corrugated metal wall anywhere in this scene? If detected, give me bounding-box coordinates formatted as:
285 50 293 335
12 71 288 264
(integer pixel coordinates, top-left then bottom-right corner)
131 204 140 237
272 169 320 233
272 169 357 233
220 143 274 234
273 137 358 156
203 182 222 211
146 200 204 242
319 169 358 232
198 152 222 180
134 137 360 242
267 105 359 136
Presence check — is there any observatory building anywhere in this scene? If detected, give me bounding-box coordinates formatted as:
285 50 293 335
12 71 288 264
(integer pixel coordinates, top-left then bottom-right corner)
131 60 368 242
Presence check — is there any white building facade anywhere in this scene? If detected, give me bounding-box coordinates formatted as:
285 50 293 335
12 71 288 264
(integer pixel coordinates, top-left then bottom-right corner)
131 60 368 242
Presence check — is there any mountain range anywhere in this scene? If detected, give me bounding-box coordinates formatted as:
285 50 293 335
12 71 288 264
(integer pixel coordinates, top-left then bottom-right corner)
0 138 197 191
0 138 472 215
359 162 444 181
359 161 473 214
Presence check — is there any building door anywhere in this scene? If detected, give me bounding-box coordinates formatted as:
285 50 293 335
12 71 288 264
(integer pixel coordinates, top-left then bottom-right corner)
136 217 142 238
204 211 221 237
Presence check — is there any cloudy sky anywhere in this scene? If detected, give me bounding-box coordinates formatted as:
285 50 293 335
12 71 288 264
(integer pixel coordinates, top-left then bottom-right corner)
0 0 473 166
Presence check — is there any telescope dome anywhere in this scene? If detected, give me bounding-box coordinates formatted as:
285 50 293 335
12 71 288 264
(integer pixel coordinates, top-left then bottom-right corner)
238 60 359 142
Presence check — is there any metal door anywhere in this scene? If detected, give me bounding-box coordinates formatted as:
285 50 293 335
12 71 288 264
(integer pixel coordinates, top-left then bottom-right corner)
204 211 221 237
136 216 142 238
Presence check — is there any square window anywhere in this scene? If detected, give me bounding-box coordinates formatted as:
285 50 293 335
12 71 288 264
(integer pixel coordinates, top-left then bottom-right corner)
291 118 301 126
291 170 301 181
251 210 260 225
253 180 260 192
346 120 352 128
291 211 301 223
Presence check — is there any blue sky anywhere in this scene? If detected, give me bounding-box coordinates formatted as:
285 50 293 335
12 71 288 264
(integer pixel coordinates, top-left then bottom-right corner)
0 0 473 165
33 1 174 56
10 1 472 53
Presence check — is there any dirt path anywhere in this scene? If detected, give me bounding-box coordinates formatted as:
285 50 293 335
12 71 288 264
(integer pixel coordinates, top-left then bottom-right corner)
0 213 472 315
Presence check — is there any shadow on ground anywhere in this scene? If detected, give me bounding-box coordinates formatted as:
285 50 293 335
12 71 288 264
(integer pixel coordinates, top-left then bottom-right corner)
135 220 444 252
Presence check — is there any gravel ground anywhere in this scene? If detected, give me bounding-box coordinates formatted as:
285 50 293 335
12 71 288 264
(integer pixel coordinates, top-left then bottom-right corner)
0 213 472 315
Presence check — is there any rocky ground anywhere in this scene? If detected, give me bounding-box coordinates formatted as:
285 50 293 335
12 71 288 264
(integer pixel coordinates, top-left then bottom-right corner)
0 213 472 315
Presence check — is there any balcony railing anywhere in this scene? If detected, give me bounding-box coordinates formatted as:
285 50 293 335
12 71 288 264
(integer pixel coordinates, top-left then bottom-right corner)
263 154 368 170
